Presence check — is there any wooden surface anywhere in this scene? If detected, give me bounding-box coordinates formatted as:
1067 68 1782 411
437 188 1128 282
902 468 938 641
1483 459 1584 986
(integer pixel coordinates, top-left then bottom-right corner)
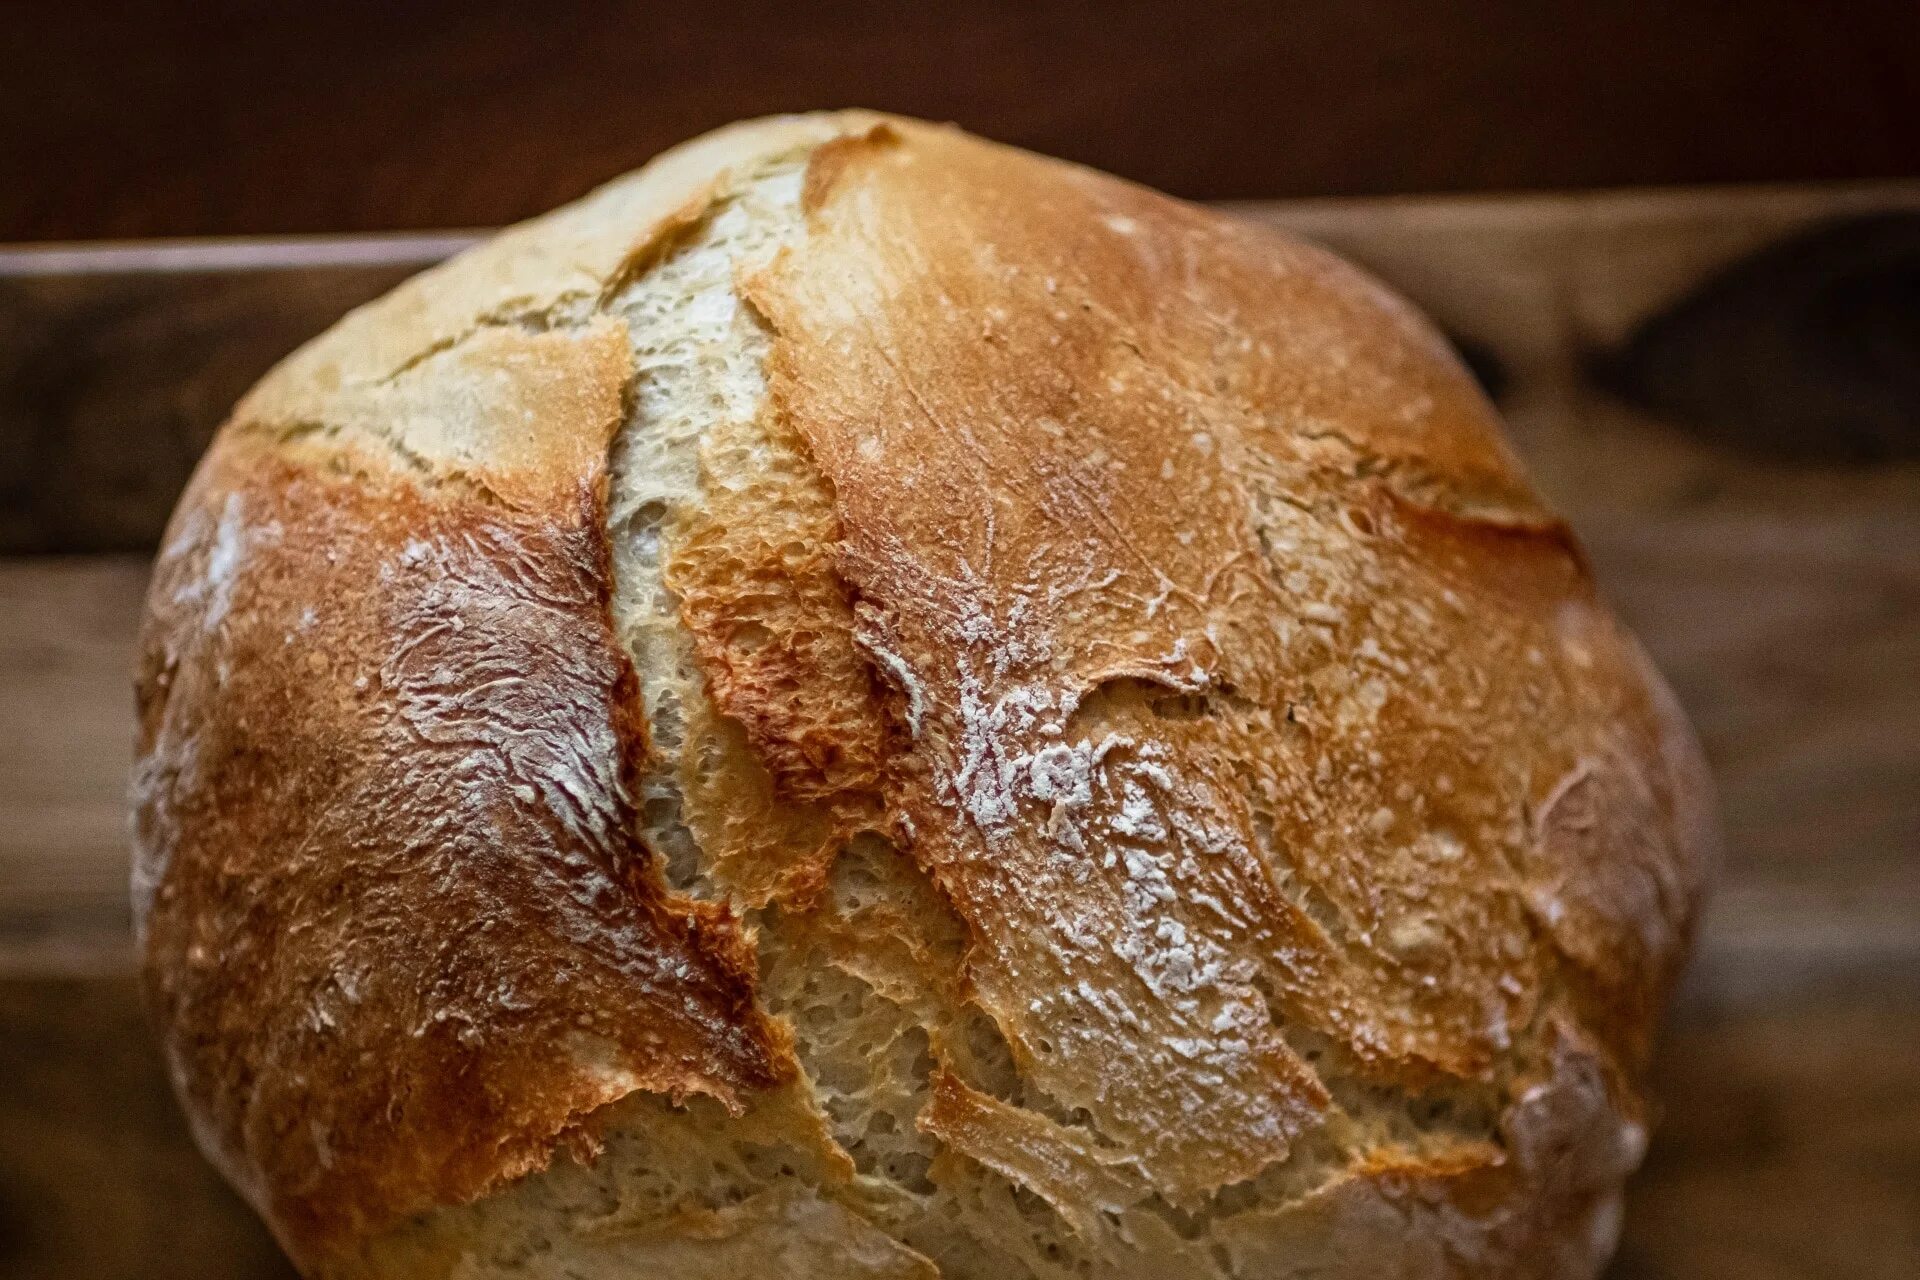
8 1 1920 241
0 241 450 552
0 978 295 1280
2 184 1918 1275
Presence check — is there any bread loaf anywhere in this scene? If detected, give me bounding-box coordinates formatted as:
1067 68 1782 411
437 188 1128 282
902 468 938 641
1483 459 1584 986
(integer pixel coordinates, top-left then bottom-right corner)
133 112 1717 1278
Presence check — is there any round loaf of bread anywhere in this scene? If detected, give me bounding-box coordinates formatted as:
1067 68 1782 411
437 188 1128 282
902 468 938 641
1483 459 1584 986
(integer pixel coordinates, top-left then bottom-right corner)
134 112 1716 1279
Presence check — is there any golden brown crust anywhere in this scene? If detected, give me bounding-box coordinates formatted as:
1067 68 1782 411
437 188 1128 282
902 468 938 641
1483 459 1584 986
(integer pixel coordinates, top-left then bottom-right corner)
132 322 798 1263
134 116 888 1266
745 120 1709 1200
664 405 898 907
134 112 1715 1276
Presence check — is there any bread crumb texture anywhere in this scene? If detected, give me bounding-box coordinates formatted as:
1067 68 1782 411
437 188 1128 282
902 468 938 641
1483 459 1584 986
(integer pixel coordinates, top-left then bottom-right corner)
133 113 1714 1279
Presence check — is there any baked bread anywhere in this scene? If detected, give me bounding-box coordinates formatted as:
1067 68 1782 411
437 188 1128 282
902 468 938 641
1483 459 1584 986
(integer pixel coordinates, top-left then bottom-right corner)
133 111 1716 1279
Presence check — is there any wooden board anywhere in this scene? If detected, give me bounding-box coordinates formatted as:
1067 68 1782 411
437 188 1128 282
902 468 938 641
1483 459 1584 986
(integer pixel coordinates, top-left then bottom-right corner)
2 184 1917 1277
0 978 295 1280
0 239 460 553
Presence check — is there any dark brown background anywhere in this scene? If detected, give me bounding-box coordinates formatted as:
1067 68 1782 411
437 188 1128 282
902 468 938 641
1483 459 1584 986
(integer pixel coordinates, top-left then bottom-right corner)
8 0 1920 243
4 6 1919 1278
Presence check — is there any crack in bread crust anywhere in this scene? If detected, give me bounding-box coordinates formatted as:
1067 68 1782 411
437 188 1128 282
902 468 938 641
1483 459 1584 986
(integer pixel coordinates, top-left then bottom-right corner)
134 114 1714 1280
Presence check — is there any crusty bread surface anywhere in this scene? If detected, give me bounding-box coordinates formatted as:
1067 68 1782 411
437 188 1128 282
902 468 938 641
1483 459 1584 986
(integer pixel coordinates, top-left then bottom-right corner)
133 111 1716 1279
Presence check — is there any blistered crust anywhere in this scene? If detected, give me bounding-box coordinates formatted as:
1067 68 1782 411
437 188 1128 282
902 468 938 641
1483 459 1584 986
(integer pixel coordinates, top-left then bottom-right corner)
134 112 1715 1277
132 327 796 1262
744 121 1709 1204
134 116 889 1267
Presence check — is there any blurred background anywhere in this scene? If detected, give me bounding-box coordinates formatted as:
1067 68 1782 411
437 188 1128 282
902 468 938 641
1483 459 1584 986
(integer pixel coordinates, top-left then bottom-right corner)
2 3 1917 1278
7 1 1920 240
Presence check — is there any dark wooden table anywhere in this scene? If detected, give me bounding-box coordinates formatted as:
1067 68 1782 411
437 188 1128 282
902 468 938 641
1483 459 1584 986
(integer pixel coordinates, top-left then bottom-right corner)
2 183 1917 1277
